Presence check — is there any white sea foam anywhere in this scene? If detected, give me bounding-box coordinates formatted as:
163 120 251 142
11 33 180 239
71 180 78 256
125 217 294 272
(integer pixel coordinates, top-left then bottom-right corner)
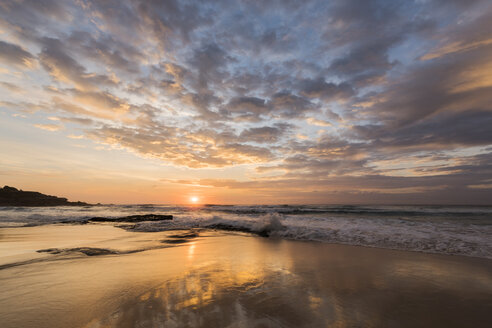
1 205 491 259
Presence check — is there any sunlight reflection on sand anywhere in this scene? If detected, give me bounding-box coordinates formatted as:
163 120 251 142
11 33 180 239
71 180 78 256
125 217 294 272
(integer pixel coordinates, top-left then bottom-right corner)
0 225 491 328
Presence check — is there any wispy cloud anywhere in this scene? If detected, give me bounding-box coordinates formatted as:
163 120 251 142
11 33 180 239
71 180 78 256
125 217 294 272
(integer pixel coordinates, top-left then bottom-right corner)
33 123 63 132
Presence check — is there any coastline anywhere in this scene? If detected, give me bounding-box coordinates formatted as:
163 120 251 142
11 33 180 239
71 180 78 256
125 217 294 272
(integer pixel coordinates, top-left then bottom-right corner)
1 224 491 328
2 204 490 259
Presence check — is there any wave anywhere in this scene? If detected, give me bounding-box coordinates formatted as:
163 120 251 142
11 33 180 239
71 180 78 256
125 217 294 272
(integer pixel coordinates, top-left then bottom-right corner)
128 212 492 259
1 205 491 259
203 204 492 218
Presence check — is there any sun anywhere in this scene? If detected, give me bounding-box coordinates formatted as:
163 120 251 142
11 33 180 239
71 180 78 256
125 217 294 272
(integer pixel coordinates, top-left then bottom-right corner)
190 196 199 204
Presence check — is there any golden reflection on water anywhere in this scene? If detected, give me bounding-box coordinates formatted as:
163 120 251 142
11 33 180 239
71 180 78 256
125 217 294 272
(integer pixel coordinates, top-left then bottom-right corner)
0 225 491 328
88 262 304 327
85 239 492 328
187 242 195 260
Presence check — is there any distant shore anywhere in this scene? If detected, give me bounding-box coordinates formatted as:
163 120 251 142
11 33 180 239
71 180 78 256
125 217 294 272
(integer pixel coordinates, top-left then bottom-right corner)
0 186 90 206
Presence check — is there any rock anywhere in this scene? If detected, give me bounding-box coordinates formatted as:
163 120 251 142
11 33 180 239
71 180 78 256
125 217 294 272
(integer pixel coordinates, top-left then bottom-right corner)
89 214 173 223
37 248 63 254
73 248 117 256
37 247 118 256
161 239 190 244
168 231 199 239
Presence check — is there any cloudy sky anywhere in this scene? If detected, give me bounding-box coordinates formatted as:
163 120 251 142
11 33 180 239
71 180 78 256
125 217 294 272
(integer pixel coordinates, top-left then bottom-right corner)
0 0 491 204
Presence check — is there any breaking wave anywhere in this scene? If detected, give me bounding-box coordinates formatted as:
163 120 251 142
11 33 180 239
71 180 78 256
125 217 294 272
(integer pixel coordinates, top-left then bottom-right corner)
1 204 491 259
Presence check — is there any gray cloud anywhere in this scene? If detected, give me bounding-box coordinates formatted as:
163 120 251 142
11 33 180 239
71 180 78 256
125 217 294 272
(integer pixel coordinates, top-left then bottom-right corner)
239 124 292 143
270 92 315 118
354 110 492 150
187 42 235 91
299 78 354 101
66 31 143 74
228 96 269 118
0 40 35 68
39 38 118 90
357 45 492 129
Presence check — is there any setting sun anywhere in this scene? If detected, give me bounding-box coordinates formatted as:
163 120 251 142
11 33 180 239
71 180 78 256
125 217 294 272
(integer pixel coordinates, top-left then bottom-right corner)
190 196 199 204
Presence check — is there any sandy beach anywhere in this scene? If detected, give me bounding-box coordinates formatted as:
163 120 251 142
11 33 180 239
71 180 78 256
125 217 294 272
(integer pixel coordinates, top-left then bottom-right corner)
1 224 491 328
2 0 492 326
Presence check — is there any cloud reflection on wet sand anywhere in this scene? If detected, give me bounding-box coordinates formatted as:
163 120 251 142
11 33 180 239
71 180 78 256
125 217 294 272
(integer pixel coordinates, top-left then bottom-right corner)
0 225 491 328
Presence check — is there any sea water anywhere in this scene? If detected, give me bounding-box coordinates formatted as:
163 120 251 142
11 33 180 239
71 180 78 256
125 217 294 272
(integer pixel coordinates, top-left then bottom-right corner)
0 204 491 258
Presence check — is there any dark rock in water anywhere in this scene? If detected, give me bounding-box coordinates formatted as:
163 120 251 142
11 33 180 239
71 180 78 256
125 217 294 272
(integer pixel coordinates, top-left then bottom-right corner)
58 220 89 225
72 248 118 256
168 231 199 239
0 185 90 207
89 214 173 223
161 230 200 244
37 247 117 256
37 248 63 254
161 239 190 244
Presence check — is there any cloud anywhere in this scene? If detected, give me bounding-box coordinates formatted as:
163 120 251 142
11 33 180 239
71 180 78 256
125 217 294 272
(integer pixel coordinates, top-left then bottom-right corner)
66 30 144 74
421 39 492 61
299 78 354 101
354 110 492 151
270 92 315 118
355 45 492 132
306 118 331 127
58 116 94 125
67 134 85 139
70 89 129 113
0 40 36 68
187 42 234 91
84 124 275 168
33 123 63 131
39 37 118 90
227 96 269 119
0 81 23 92
167 151 492 203
239 125 291 143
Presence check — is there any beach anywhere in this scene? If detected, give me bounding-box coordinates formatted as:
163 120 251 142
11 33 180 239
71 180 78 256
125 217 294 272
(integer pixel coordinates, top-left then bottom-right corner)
1 223 491 328
2 0 492 326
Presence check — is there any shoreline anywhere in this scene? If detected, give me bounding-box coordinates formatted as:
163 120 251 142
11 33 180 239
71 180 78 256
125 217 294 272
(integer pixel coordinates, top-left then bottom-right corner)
2 221 492 261
1 204 490 260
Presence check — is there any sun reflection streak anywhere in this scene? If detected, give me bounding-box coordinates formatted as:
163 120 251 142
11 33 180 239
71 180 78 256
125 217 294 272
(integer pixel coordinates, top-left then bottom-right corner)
187 242 196 260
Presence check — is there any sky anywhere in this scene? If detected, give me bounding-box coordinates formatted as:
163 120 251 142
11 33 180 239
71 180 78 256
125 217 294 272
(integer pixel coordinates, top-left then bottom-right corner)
0 0 491 205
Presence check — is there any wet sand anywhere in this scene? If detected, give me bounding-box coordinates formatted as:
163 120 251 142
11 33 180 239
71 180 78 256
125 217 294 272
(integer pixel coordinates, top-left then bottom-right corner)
0 224 491 328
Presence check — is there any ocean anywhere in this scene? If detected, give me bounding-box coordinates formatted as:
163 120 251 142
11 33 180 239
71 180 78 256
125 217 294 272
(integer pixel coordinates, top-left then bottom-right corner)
1 204 491 259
